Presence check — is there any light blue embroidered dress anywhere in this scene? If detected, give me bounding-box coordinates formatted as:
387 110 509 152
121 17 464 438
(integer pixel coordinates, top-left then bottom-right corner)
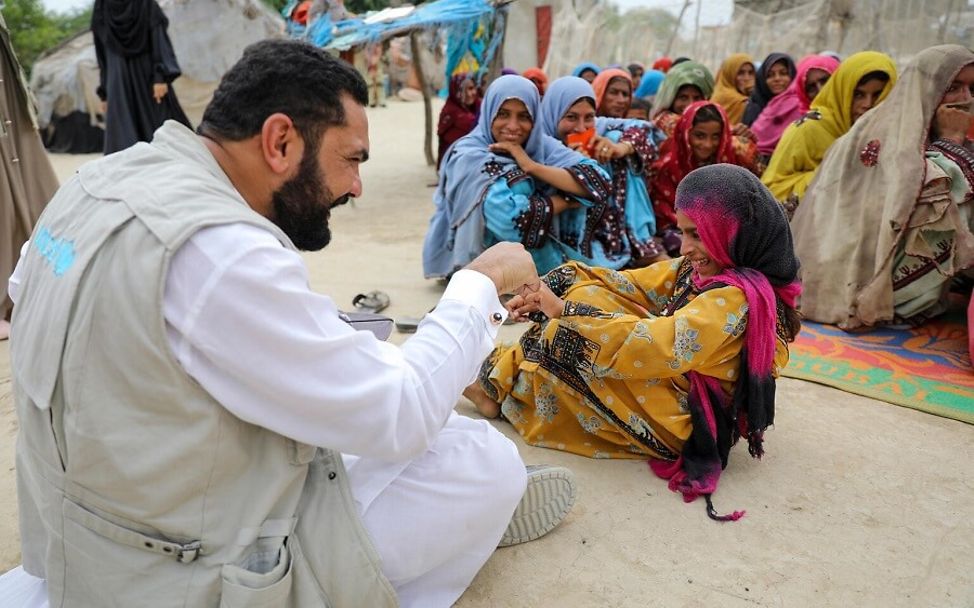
422 75 612 277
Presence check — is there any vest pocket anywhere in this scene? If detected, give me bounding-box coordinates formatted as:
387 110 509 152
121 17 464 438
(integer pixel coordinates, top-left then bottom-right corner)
60 497 200 602
220 540 294 607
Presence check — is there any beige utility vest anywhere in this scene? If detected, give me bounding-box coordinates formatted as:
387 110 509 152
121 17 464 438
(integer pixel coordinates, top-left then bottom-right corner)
11 122 397 607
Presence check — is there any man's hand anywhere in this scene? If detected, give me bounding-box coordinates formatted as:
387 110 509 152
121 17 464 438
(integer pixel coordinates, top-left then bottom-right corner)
465 242 541 295
153 83 169 104
934 103 973 145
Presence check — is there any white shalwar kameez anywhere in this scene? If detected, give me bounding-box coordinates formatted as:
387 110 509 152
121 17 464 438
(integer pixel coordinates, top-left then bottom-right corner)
9 221 527 608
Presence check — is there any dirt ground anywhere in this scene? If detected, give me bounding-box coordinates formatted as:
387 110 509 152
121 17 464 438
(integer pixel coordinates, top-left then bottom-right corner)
1 99 972 607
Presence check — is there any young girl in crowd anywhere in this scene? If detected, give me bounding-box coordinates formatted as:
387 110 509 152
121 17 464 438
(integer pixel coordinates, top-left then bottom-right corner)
589 69 668 263
792 44 974 330
423 75 611 277
751 54 840 161
650 102 741 255
649 60 715 138
742 52 797 126
465 164 802 521
762 51 897 208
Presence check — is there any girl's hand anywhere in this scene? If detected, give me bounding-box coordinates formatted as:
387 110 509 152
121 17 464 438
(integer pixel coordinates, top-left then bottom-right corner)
507 282 564 320
732 123 755 142
489 141 535 172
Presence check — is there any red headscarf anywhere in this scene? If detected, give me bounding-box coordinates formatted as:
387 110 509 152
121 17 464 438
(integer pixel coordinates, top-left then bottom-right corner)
652 56 673 73
650 101 738 228
437 73 479 169
591 68 633 115
522 67 548 95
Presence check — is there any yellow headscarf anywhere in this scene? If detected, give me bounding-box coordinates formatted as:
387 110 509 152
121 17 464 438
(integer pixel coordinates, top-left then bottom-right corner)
710 53 754 124
761 51 898 202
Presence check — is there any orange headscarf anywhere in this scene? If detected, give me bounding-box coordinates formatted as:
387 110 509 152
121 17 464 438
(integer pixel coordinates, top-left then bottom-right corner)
591 68 633 115
710 53 754 124
522 67 548 94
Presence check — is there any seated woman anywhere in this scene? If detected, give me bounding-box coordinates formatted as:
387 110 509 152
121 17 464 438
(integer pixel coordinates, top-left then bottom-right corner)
423 75 612 278
650 102 744 256
742 52 796 127
791 44 974 330
531 76 657 269
751 54 840 162
572 62 601 84
465 164 802 520
588 69 668 263
762 51 897 209
650 60 715 138
436 73 480 170
711 53 756 125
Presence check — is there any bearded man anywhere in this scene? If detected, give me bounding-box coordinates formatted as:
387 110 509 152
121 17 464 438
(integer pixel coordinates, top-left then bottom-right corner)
8 40 575 608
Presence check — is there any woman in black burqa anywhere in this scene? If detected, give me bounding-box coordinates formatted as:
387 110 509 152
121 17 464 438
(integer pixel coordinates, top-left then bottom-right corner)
91 0 192 154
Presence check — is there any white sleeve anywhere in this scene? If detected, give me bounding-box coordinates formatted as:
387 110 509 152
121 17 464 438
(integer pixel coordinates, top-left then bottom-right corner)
7 241 30 305
164 224 506 462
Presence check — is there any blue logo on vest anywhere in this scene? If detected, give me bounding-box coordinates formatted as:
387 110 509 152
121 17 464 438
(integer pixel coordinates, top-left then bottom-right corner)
34 226 76 276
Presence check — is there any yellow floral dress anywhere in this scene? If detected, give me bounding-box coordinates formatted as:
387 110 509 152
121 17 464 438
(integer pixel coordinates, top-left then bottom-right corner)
479 258 790 461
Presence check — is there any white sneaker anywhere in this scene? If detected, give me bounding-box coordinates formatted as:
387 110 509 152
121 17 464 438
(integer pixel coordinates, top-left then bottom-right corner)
499 465 577 547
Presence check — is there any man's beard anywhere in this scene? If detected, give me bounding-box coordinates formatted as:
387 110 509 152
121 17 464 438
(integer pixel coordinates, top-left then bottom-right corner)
270 145 350 251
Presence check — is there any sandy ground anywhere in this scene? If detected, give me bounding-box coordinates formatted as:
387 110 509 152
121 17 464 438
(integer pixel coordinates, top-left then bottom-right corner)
2 99 973 607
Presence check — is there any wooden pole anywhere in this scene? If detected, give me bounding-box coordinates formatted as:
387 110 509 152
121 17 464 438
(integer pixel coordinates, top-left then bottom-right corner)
665 0 692 57
410 31 435 167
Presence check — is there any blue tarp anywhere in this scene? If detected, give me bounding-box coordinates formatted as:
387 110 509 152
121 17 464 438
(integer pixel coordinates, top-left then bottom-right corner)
320 0 496 51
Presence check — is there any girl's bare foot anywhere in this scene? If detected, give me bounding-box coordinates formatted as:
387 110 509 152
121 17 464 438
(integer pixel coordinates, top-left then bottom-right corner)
463 382 501 419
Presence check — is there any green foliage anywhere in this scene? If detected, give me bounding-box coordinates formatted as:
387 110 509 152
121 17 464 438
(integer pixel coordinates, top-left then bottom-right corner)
1 0 93 75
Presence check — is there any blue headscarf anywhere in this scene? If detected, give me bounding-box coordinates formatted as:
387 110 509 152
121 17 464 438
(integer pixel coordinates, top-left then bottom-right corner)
423 75 586 278
539 76 596 139
571 62 601 78
634 69 665 99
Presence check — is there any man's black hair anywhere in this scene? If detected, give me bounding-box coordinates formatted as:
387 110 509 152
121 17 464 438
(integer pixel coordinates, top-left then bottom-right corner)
198 39 368 145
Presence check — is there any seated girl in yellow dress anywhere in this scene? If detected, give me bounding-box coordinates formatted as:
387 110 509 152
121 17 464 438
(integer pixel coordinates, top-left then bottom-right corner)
465 164 802 520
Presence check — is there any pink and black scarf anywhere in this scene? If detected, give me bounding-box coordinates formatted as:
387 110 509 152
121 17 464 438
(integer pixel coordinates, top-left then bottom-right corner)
651 164 801 520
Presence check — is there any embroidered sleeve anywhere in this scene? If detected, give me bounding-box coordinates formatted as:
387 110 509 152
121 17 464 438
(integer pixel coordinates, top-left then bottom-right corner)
482 176 552 250
562 301 614 318
542 264 579 296
566 160 612 204
513 193 554 249
619 125 660 175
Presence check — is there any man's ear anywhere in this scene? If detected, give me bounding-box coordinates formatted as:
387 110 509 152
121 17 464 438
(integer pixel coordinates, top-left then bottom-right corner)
259 113 303 176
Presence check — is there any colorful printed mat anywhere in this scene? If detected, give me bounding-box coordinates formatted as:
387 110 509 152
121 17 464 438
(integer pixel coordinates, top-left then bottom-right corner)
782 314 974 424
